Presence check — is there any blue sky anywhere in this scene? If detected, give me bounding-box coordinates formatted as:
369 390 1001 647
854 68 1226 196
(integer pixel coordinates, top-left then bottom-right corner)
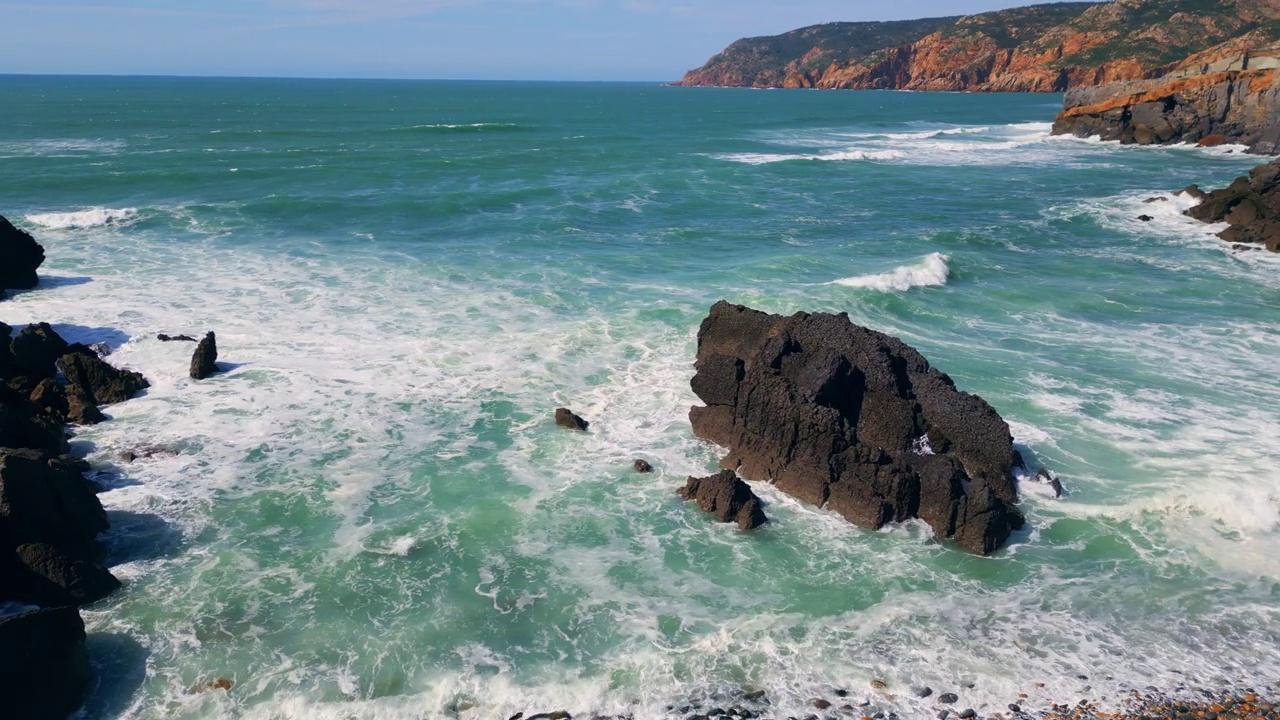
1 0 1058 80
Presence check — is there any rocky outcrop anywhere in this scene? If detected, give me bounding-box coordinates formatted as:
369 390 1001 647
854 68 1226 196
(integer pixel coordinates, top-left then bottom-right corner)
0 607 92 720
554 407 589 431
1185 160 1280 251
678 470 768 530
689 302 1026 554
189 331 218 380
58 345 150 406
0 215 45 291
1052 66 1280 151
0 448 109 561
678 1 1280 93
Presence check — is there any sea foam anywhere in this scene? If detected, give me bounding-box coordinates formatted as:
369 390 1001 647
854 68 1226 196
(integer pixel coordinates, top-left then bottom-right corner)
828 253 950 291
26 207 139 229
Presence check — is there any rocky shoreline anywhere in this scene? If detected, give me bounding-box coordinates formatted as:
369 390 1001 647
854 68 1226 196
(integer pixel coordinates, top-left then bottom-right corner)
0 215 223 719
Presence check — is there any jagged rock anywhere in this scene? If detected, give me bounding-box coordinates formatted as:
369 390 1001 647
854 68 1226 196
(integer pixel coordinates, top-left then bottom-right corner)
0 607 92 720
8 323 67 382
190 332 219 380
1186 160 1280 252
689 301 1026 554
26 379 67 423
0 215 45 290
64 386 105 426
633 459 653 473
0 448 109 560
12 543 121 606
0 385 69 455
1052 66 1280 152
554 407 588 431
57 345 149 406
677 470 768 531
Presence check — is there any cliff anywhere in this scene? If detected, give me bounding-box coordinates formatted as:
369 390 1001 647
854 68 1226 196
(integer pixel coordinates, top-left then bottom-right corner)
677 0 1280 93
1051 41 1280 152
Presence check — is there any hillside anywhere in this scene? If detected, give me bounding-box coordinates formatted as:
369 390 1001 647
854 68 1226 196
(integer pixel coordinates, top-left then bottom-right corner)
676 0 1280 92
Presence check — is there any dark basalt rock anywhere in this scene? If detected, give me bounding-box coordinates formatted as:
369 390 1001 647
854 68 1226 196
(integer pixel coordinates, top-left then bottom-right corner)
689 301 1026 554
57 345 149 406
0 384 70 455
8 323 68 382
554 407 588 431
1186 161 1280 252
12 542 121 606
677 469 768 531
0 607 91 720
190 331 219 380
0 448 109 561
633 459 653 473
157 333 197 342
0 215 45 290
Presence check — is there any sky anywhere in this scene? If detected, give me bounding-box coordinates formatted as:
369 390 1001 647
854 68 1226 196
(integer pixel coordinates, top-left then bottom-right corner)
0 0 1064 81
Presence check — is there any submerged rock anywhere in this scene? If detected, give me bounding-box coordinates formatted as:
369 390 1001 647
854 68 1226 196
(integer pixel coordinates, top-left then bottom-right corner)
633 459 653 473
190 332 219 380
0 607 91 720
554 407 588 431
677 469 768 530
689 301 1026 554
0 215 45 290
157 333 197 342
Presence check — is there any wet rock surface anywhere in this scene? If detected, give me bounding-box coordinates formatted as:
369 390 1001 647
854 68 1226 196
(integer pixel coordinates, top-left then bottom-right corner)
1185 160 1280 252
189 331 219 380
689 301 1025 554
0 607 92 720
677 469 768 530
0 215 46 290
554 407 589 431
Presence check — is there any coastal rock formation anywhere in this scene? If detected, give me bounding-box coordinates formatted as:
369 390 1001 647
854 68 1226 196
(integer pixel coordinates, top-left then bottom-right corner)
678 1 1280 93
1185 160 1280 251
10 323 69 382
678 470 768 530
554 407 589 431
0 215 45 290
1052 64 1280 151
0 448 109 561
689 302 1025 554
0 607 92 720
13 542 122 606
58 345 150 406
189 331 219 380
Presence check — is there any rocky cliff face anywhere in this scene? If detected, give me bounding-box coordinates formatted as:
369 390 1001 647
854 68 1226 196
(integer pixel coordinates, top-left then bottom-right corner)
677 0 1280 93
1051 47 1280 152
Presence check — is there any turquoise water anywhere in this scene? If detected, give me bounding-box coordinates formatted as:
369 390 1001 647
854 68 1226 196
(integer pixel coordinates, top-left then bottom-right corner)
2 77 1278 719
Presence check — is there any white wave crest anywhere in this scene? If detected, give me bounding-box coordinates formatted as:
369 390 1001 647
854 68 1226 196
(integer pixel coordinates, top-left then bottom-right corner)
26 207 139 229
828 252 950 292
714 148 906 165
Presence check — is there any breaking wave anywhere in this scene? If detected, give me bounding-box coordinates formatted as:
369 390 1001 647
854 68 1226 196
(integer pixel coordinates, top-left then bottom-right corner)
828 252 950 291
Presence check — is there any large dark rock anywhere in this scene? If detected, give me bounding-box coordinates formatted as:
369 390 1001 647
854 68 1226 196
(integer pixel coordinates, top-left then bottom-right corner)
11 543 121 607
0 607 92 720
0 215 45 290
190 331 219 380
8 323 67 382
57 345 149 406
689 302 1026 554
0 385 69 455
678 470 768 530
1186 160 1280 252
554 407 588 431
0 448 108 560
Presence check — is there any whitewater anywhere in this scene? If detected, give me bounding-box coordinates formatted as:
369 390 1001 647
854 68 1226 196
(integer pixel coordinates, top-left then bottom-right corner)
1 77 1277 720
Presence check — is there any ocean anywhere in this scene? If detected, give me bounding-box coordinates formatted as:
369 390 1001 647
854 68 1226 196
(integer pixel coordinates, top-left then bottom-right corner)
1 76 1278 719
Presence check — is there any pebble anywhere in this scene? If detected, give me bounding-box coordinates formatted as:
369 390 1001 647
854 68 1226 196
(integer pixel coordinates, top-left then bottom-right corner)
939 694 959 705
959 710 975 719
916 687 933 698
813 700 831 710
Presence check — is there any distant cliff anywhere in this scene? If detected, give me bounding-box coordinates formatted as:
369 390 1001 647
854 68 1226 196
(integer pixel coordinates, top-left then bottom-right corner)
676 0 1280 93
